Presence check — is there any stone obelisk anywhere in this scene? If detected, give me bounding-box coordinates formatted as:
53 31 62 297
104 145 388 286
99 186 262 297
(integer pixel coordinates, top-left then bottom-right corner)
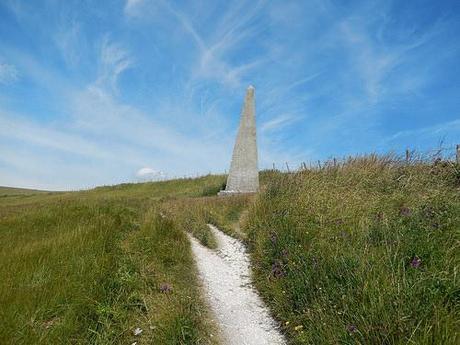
219 85 259 195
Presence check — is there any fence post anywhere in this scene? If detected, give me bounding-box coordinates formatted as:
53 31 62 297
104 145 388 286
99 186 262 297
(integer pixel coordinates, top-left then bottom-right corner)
457 144 460 164
405 149 410 162
285 162 290 172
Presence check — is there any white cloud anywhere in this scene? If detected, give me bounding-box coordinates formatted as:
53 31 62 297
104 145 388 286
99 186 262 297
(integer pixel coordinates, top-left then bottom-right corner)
0 61 19 84
192 1 266 88
337 9 443 105
385 119 460 143
132 0 266 89
136 167 166 181
3 0 456 190
0 38 233 189
261 113 300 133
0 113 113 160
54 20 82 66
339 19 400 103
124 0 145 17
97 37 133 91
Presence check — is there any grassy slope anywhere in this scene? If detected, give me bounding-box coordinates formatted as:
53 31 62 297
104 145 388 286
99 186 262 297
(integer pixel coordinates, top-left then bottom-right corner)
0 175 224 344
245 157 460 344
0 186 50 196
1 158 459 344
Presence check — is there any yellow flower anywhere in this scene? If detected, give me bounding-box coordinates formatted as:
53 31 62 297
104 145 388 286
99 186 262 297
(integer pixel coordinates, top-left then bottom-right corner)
294 325 304 331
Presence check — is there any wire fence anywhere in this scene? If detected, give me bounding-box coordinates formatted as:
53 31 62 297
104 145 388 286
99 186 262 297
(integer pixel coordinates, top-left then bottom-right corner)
89 144 459 189
263 144 460 173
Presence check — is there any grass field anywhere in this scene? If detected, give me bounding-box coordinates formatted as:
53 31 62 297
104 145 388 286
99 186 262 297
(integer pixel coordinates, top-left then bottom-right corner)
0 176 224 344
1 156 459 344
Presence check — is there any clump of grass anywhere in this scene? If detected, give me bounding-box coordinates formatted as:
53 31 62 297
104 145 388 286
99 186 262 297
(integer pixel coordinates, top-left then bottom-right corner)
161 197 219 248
201 180 226 197
205 195 252 239
245 155 460 344
162 194 252 248
121 211 218 344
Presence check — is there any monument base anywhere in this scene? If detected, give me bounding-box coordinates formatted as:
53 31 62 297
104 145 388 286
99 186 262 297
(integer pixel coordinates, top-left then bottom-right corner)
217 190 257 196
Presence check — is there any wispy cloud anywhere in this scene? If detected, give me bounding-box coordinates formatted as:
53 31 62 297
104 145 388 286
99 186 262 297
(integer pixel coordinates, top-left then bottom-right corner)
337 6 445 105
0 112 112 160
385 119 460 143
96 37 133 91
191 0 267 88
340 19 400 103
131 0 266 89
261 113 300 133
0 60 19 84
0 31 231 189
124 0 145 17
54 19 83 66
1 0 459 189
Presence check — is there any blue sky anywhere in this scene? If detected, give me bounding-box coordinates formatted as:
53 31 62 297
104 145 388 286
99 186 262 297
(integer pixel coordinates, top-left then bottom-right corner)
0 0 459 190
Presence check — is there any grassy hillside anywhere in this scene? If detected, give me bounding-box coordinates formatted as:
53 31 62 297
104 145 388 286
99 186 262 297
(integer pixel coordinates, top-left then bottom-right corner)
1 157 459 344
0 175 225 344
244 157 460 344
0 186 53 196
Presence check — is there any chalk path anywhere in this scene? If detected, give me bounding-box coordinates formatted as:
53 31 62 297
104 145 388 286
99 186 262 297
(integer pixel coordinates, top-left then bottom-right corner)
188 224 285 345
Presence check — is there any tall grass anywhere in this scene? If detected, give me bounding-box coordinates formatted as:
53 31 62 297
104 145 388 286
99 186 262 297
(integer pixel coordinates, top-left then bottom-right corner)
0 176 222 344
2 157 458 344
0 201 134 343
245 156 460 344
161 194 252 248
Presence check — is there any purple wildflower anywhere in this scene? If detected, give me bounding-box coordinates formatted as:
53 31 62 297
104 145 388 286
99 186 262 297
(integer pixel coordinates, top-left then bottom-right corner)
159 283 173 293
410 256 421 269
399 206 411 217
312 257 318 268
347 324 358 334
340 230 350 239
270 261 285 279
422 206 436 219
281 249 289 259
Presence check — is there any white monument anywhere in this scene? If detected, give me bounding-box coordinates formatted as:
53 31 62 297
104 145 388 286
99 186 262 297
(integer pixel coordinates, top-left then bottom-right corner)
219 86 259 195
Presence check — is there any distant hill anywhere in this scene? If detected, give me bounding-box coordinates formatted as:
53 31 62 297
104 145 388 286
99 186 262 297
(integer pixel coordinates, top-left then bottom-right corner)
0 186 51 196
